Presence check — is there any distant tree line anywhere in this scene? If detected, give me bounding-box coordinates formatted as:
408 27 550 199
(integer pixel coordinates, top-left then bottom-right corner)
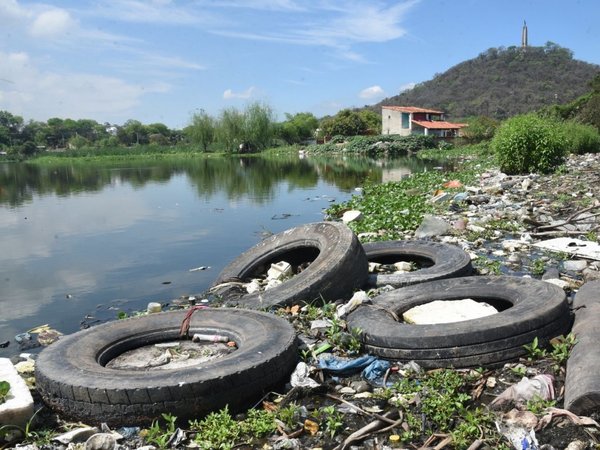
0 102 383 158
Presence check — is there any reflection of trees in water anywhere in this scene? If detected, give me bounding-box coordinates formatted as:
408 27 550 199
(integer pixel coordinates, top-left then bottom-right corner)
0 156 443 207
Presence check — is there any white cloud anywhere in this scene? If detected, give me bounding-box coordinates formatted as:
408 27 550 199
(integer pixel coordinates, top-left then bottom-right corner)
92 0 223 25
223 86 256 99
359 85 385 99
29 8 76 38
399 82 416 92
0 50 168 123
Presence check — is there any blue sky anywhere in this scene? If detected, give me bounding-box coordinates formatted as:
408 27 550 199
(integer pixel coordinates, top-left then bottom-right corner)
1 0 599 129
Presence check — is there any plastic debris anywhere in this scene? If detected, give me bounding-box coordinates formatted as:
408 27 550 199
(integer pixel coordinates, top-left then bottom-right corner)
267 261 292 281
53 426 99 445
85 432 117 450
361 359 391 387
189 266 210 272
192 333 229 343
318 355 377 376
147 302 162 313
533 237 600 261
342 210 363 223
290 362 320 388
496 421 539 450
335 291 370 319
490 374 555 409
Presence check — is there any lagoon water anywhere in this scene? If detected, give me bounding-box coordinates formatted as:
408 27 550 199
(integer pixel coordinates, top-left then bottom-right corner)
0 154 436 357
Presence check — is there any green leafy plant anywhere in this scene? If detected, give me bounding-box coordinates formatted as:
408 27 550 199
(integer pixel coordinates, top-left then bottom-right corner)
492 113 568 174
144 413 178 449
531 259 546 276
510 365 527 377
550 333 578 366
318 405 344 438
240 408 277 438
526 395 556 414
277 402 302 431
189 406 240 450
523 337 548 360
0 380 10 404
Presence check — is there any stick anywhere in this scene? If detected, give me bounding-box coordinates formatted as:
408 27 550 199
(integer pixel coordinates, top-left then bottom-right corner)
325 393 398 425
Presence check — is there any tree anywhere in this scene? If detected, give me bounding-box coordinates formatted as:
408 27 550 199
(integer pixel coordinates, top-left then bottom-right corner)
242 102 274 151
185 110 216 151
321 109 367 137
118 120 148 146
0 111 24 147
358 110 381 134
278 112 319 144
217 107 245 152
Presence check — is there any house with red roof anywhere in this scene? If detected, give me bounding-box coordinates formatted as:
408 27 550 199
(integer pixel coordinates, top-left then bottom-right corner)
381 106 467 138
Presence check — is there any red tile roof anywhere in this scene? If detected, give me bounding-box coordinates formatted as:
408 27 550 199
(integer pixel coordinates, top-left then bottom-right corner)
412 120 468 130
382 106 444 114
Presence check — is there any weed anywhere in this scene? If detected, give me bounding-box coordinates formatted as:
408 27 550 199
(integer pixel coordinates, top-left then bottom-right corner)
523 337 548 361
531 259 546 276
0 380 9 404
510 365 527 377
277 403 302 431
526 395 556 414
144 413 177 449
474 258 502 275
189 406 240 450
240 408 277 438
586 231 598 242
550 333 577 366
117 311 128 319
318 405 344 438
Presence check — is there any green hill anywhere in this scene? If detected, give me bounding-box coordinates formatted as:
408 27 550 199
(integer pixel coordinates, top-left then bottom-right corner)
374 42 600 120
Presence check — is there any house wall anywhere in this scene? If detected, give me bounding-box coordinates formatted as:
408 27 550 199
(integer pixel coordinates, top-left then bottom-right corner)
382 109 411 136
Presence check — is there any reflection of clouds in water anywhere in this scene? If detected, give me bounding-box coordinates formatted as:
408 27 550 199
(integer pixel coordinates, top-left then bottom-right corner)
0 187 176 264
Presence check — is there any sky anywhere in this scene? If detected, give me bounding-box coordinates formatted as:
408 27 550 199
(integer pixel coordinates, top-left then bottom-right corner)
1 0 599 129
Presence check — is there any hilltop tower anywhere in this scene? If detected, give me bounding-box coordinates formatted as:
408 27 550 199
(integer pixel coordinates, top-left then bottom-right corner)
522 20 528 48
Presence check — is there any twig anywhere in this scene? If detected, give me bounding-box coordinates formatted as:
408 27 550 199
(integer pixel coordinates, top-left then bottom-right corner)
325 393 398 425
530 225 600 237
536 205 600 231
466 439 483 450
335 410 401 450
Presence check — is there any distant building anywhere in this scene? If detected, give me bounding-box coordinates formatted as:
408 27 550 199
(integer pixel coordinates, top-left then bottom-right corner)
381 106 467 138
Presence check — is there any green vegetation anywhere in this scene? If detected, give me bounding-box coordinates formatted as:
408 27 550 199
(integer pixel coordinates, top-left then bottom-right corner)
0 380 9 404
561 120 600 154
492 113 568 174
306 134 436 156
319 108 382 137
375 43 598 120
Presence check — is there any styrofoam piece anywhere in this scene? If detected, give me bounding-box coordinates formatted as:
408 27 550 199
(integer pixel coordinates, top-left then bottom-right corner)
533 238 600 261
0 358 34 427
403 299 498 324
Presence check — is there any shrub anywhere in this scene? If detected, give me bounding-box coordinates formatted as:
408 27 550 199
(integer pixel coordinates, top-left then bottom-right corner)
562 120 600 154
491 114 568 174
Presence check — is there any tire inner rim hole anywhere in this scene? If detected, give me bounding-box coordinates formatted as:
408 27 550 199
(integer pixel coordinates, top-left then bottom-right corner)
247 246 320 279
369 255 434 270
98 331 238 370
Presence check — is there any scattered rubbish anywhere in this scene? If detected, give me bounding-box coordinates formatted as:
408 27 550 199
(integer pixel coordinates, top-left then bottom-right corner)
0 341 9 348
342 210 362 223
361 359 391 387
53 426 99 445
189 266 210 272
443 179 463 189
414 215 452 238
267 261 292 281
536 407 600 430
533 238 600 261
496 421 539 450
318 355 377 377
290 362 320 388
335 291 370 319
37 329 62 346
312 343 332 356
161 281 171 285
403 299 497 324
503 409 539 429
147 302 162 313
14 333 31 343
491 374 555 409
192 333 229 343
14 359 35 374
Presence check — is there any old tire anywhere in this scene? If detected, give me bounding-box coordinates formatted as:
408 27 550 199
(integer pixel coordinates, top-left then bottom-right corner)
212 222 368 309
348 276 571 368
564 280 600 415
35 309 298 426
363 240 472 287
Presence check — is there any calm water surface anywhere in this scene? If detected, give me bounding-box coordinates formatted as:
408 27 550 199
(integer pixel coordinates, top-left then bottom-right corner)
0 154 437 357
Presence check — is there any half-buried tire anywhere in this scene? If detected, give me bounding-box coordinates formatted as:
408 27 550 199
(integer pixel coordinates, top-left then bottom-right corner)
347 276 571 368
35 309 297 426
212 222 368 309
363 240 472 288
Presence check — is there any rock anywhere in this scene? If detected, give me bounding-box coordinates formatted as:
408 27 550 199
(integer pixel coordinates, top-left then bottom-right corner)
542 267 560 280
342 210 362 223
563 260 588 272
543 278 570 289
583 268 600 282
0 358 34 428
85 433 117 450
350 380 371 393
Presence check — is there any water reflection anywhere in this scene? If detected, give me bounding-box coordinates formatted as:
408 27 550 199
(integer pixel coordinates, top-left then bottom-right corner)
0 155 438 207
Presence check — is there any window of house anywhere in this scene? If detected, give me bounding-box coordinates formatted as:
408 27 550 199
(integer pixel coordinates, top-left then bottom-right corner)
401 113 409 129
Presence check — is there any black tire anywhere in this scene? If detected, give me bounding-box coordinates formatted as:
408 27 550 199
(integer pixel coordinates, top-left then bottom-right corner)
348 276 570 368
212 222 368 309
35 309 297 426
363 240 472 287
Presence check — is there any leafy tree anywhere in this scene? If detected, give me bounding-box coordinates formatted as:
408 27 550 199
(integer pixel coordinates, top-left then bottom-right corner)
0 111 24 147
242 102 274 151
358 110 382 134
217 107 245 152
461 116 499 142
278 112 319 144
321 109 367 137
185 110 216 151
118 120 148 146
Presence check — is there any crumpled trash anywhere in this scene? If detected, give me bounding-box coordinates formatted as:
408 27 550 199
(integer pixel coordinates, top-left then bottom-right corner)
361 359 391 387
318 355 393 386
536 407 600 430
490 374 555 409
290 362 320 388
496 421 539 450
318 355 377 376
335 291 370 319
